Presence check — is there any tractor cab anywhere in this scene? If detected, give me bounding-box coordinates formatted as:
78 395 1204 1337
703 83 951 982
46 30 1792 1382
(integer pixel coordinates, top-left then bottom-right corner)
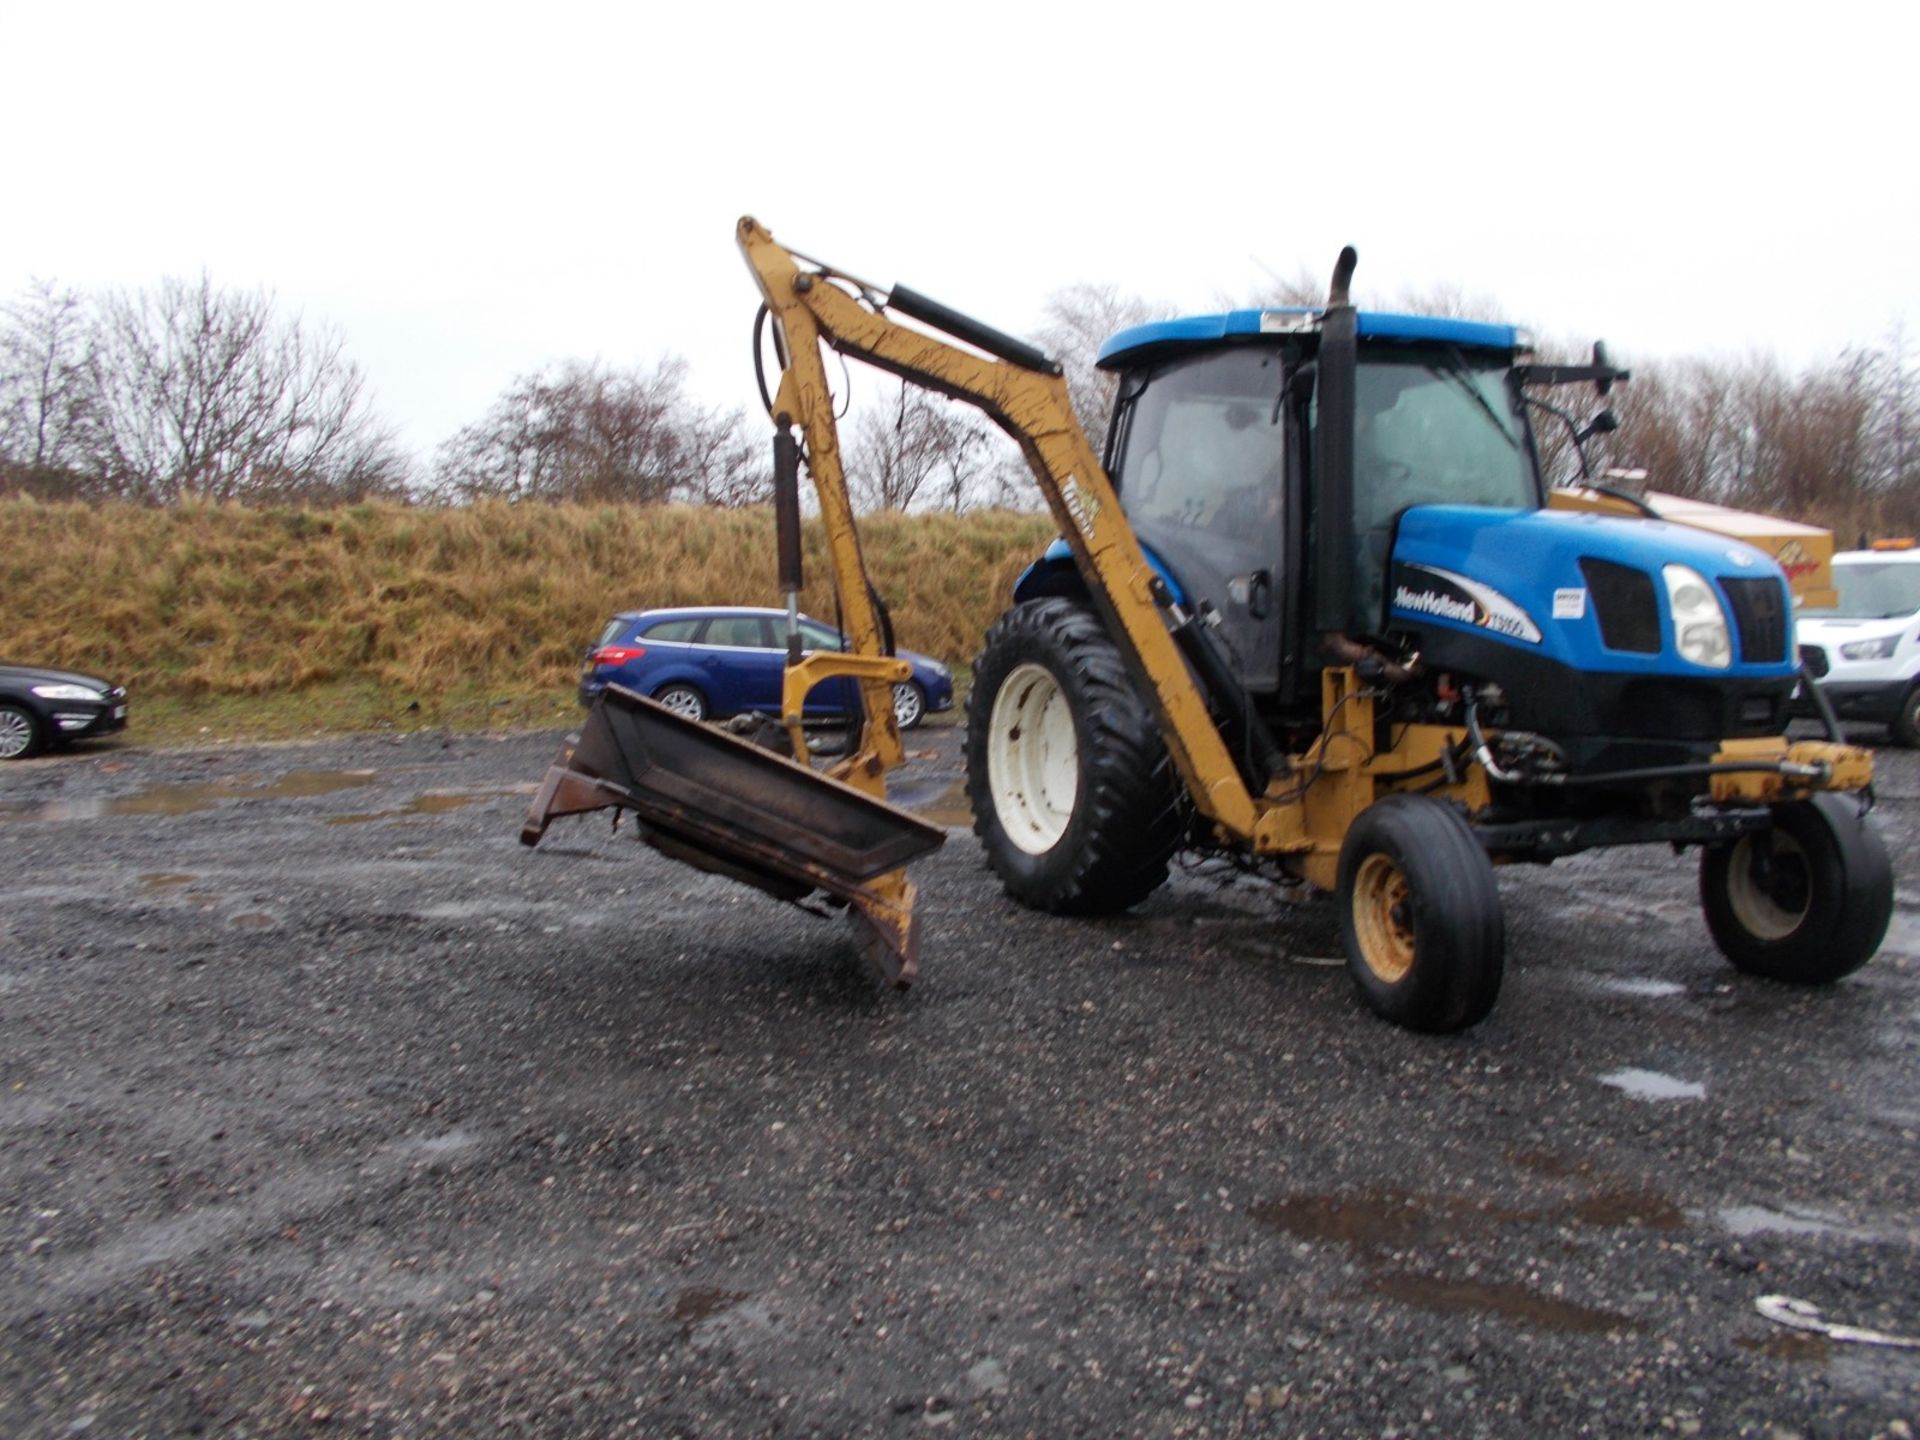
1089 311 1542 709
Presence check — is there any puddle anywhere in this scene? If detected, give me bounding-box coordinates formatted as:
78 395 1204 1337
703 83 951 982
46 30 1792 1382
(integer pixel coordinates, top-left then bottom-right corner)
1 770 377 822
326 790 510 826
669 1287 749 1326
1598 1068 1706 1101
890 776 973 829
1249 1190 1532 1254
1569 1189 1686 1230
1735 1333 1831 1362
1505 1147 1583 1179
415 898 546 922
1594 977 1687 999
1369 1273 1639 1335
139 873 198 892
1716 1204 1844 1239
1252 1185 1686 1257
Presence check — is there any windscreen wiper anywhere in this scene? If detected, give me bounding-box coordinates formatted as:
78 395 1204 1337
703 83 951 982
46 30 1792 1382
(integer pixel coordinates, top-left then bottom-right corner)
1432 348 1519 449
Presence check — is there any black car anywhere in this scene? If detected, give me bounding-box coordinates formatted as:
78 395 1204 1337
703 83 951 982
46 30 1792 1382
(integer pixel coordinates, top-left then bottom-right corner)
0 664 129 760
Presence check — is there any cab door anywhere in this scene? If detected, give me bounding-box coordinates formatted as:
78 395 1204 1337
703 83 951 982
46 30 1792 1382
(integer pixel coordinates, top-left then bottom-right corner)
1113 347 1291 693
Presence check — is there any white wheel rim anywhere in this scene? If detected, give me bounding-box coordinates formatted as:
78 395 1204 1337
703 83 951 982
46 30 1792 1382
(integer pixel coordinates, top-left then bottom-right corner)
986 662 1078 854
1725 831 1810 940
657 688 703 720
893 683 922 728
0 710 31 759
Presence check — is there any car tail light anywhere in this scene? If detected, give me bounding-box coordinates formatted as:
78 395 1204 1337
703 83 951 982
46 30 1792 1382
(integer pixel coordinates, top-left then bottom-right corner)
589 645 646 666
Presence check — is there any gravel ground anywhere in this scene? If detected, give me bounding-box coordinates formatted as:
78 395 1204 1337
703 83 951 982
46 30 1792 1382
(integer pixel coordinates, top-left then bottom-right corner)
1 723 1917 1438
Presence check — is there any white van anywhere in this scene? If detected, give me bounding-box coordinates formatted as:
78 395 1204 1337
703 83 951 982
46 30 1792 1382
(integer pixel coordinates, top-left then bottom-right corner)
1797 545 1920 745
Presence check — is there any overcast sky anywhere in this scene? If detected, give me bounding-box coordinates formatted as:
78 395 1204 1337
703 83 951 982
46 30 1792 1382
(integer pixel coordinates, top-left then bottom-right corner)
6 1 1915 462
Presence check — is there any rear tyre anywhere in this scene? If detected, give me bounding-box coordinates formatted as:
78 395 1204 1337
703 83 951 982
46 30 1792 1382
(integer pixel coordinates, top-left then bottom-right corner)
965 598 1184 914
0 704 43 761
652 683 708 723
1891 683 1920 748
892 680 927 731
1337 795 1505 1033
1700 795 1892 983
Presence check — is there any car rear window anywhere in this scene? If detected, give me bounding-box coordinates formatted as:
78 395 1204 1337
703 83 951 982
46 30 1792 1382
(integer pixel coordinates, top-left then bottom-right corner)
641 618 704 642
597 618 628 646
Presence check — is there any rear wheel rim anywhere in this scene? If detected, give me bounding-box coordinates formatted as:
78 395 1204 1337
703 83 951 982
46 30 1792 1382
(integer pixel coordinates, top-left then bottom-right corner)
987 662 1077 854
1352 852 1416 983
1725 832 1811 940
0 709 32 760
893 682 924 729
656 687 704 721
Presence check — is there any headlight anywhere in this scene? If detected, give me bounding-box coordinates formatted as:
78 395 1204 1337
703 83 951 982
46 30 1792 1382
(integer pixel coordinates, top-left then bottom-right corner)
30 683 105 701
1662 565 1732 669
1840 635 1899 661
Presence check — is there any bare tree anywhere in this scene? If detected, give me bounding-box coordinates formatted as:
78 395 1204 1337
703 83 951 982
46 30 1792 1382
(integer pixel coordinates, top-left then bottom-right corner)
80 275 405 503
848 382 995 513
0 280 96 497
1 280 91 467
431 357 761 506
1030 283 1172 448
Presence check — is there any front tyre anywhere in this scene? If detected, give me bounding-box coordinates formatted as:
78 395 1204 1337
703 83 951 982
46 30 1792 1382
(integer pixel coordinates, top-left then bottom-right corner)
964 599 1184 915
1700 795 1892 983
1337 795 1505 1033
1891 682 1920 748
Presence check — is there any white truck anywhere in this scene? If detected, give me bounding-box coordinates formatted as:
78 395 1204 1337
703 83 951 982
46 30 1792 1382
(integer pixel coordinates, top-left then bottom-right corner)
1797 544 1920 745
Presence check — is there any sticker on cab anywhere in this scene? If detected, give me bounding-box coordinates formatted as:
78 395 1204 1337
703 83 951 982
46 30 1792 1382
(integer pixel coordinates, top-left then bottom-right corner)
1553 587 1587 620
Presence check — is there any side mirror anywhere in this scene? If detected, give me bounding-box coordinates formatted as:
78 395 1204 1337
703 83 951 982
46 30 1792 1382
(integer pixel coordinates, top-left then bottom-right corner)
1575 409 1620 446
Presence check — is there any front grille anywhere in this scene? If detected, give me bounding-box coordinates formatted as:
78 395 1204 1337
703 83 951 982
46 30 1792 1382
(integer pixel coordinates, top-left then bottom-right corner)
1799 643 1830 678
1579 558 1661 653
1721 576 1789 664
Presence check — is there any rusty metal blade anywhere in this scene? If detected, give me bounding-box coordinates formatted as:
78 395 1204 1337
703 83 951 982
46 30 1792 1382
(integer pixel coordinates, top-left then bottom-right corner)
519 687 944 980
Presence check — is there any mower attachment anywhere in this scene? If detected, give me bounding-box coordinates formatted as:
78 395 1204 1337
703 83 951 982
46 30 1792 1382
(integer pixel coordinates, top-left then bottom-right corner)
520 685 945 986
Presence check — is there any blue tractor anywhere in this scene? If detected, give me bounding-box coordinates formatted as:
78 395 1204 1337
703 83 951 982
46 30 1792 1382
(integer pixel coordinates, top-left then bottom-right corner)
964 258 1891 1029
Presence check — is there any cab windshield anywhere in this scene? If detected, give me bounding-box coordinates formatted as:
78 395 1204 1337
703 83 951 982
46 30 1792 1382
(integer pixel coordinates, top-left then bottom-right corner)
1802 562 1920 619
1351 350 1538 532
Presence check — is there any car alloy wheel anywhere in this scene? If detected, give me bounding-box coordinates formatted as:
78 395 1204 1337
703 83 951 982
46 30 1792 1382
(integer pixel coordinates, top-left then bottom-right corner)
0 705 40 761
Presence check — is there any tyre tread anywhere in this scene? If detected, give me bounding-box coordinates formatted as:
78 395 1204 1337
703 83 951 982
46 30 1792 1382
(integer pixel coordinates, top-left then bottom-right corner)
965 599 1185 915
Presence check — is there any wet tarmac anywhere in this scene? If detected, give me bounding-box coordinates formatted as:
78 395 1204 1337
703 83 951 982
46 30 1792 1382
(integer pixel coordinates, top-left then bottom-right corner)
1 724 1917 1436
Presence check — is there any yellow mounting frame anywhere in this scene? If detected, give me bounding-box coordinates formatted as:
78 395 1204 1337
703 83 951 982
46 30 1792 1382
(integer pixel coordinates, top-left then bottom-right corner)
739 216 1262 835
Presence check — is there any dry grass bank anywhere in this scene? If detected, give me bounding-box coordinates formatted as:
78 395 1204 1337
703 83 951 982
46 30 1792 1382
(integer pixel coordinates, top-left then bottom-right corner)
1 500 1056 741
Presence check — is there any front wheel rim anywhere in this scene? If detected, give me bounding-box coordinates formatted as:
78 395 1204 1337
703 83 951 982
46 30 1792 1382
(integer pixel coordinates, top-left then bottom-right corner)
1724 832 1812 939
986 662 1077 854
0 710 31 759
1351 852 1416 983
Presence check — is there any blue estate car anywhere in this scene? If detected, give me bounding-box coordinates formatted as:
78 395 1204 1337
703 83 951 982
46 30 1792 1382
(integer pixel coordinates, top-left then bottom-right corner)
579 606 954 730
